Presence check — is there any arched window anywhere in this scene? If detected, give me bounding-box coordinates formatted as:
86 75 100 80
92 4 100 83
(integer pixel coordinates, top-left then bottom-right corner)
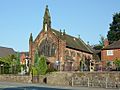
65 50 69 56
38 38 56 57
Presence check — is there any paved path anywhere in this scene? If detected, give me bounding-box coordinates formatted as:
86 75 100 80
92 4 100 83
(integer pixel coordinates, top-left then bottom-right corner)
0 81 119 90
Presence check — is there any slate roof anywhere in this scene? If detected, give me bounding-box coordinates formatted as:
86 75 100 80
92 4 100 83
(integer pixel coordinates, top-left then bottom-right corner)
52 29 93 54
86 45 101 61
103 40 120 50
0 46 15 57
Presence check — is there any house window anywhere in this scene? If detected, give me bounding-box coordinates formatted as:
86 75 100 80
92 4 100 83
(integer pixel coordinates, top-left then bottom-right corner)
107 50 113 56
71 51 75 57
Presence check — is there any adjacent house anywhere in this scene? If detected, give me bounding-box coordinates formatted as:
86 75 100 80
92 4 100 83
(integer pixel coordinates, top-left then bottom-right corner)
101 39 120 69
0 46 16 74
0 46 15 57
20 52 29 74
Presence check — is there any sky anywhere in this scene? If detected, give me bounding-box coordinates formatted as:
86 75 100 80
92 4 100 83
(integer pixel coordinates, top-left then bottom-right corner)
0 0 120 52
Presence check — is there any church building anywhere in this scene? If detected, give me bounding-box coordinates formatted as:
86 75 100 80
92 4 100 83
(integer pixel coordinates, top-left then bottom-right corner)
29 5 93 71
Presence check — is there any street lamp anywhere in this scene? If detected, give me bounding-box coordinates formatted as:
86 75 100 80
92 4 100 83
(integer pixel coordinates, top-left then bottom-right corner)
1 64 3 74
55 60 60 71
12 59 16 74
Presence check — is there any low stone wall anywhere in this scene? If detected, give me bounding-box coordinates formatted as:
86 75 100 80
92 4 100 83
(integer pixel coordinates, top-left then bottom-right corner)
37 72 120 88
47 72 73 86
1 72 120 89
0 75 32 83
37 72 73 86
72 72 120 88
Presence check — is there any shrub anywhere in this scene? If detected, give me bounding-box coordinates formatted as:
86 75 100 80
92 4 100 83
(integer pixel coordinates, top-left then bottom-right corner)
113 58 120 71
38 56 48 75
32 66 38 76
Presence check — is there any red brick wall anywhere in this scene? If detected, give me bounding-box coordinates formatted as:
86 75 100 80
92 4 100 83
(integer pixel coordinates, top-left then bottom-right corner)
101 49 120 61
104 39 109 47
20 53 26 64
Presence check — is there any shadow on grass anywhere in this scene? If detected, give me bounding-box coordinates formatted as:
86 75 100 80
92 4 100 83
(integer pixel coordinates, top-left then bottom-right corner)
0 86 70 90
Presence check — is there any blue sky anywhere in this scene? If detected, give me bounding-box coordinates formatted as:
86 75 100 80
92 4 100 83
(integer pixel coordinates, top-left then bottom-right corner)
0 0 120 52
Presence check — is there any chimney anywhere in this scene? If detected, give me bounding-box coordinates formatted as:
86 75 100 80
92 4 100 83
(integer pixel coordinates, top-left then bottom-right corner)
104 38 109 47
59 29 62 37
63 29 65 36
78 35 80 39
62 29 66 39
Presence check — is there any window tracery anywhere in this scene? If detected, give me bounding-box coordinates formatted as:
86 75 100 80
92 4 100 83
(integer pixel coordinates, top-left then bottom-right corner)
38 38 57 57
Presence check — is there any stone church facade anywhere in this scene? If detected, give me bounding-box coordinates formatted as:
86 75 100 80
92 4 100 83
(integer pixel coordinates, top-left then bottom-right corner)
29 5 93 71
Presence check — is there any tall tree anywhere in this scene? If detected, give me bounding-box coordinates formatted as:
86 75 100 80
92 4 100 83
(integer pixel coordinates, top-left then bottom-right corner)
107 12 120 44
38 56 48 75
99 34 105 47
34 49 39 66
93 35 105 50
16 52 20 65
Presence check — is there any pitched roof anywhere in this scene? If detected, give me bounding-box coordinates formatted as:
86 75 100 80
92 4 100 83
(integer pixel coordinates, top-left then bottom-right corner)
52 29 93 54
20 52 29 56
103 40 120 50
0 46 15 57
86 45 100 61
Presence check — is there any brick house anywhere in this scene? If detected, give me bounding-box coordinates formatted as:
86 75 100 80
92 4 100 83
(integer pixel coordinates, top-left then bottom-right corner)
20 52 29 65
19 52 30 74
101 39 120 69
29 5 93 71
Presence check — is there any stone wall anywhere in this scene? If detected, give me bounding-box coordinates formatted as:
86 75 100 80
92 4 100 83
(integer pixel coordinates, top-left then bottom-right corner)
37 72 72 86
0 75 32 83
72 72 120 88
38 72 120 88
1 72 120 89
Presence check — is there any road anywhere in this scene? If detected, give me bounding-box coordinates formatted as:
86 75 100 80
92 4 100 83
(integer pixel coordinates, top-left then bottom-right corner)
0 81 119 90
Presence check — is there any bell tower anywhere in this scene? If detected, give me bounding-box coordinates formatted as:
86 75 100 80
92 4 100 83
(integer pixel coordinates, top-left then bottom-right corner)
43 5 51 32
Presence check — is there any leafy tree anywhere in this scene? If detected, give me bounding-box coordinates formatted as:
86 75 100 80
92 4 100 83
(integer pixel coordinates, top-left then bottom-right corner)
93 44 103 50
113 58 120 71
93 35 105 50
0 54 21 74
16 52 20 65
32 66 38 76
99 35 105 47
106 61 112 71
107 12 120 44
32 49 48 75
38 56 48 75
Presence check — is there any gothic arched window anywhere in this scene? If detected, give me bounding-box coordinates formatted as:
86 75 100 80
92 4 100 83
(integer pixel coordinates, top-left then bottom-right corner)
38 38 57 57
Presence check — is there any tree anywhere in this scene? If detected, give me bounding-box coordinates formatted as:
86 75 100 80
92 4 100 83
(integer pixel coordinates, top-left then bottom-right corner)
99 35 105 47
16 52 20 65
113 58 120 71
34 49 39 66
0 54 21 74
107 12 120 44
32 66 38 76
93 44 103 50
93 35 105 50
38 56 48 75
31 49 40 76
